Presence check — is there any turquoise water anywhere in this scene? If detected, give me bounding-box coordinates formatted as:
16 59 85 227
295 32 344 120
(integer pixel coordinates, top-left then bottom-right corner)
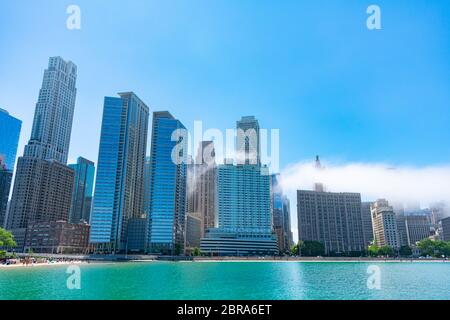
0 261 449 300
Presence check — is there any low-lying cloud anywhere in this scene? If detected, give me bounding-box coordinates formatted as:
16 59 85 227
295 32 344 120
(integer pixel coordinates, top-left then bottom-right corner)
280 161 450 208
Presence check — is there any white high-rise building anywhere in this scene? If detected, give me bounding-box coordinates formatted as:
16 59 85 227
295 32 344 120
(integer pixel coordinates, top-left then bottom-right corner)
371 199 400 248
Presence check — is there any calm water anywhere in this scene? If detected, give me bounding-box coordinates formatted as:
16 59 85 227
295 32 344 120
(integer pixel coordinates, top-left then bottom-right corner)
0 261 449 300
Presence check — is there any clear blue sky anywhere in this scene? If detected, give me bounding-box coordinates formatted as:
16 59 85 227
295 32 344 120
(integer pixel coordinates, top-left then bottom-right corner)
1 0 449 171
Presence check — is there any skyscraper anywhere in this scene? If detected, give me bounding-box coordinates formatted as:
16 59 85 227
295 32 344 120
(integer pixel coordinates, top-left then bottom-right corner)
90 93 149 253
0 108 22 227
7 57 77 243
361 202 374 246
200 164 278 256
69 157 95 223
270 174 292 253
195 141 217 234
371 199 400 249
24 57 77 164
147 111 187 254
236 116 260 165
297 190 366 254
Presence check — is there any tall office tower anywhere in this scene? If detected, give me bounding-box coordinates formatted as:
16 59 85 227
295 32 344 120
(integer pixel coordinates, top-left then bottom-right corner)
200 165 278 256
236 116 260 165
24 57 77 164
405 215 431 245
7 57 77 242
313 155 325 192
430 202 448 226
370 199 400 248
0 108 22 227
90 93 149 253
68 157 95 223
147 111 187 254
441 217 450 241
143 156 152 215
195 141 216 235
297 190 366 255
270 174 292 253
361 202 374 246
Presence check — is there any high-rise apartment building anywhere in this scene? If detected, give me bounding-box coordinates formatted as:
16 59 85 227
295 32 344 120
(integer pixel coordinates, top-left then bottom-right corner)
201 164 278 256
441 217 450 241
297 190 366 254
361 202 374 246
0 108 22 227
7 57 77 243
147 111 187 254
24 57 77 164
90 93 149 252
270 174 292 253
396 214 431 247
69 157 95 223
370 199 400 249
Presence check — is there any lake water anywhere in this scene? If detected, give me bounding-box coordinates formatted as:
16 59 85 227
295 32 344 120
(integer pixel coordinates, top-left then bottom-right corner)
0 261 449 300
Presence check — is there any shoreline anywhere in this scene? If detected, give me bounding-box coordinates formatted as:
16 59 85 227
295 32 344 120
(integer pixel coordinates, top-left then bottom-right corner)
1 256 448 269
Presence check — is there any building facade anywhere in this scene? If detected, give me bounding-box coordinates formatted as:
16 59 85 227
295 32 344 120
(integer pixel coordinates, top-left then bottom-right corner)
361 202 374 246
69 157 95 223
297 190 366 255
441 217 450 241
200 164 278 256
147 111 187 254
24 220 90 254
370 199 400 249
89 93 149 253
236 116 260 165
270 174 292 253
7 57 77 243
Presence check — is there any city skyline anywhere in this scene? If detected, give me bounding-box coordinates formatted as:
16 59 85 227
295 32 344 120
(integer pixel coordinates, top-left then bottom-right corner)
1 2 450 242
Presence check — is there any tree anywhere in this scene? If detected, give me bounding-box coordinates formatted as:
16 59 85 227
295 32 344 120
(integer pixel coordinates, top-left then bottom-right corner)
417 239 450 258
191 247 201 256
0 228 16 248
300 241 325 257
378 246 394 257
368 244 379 257
399 246 412 257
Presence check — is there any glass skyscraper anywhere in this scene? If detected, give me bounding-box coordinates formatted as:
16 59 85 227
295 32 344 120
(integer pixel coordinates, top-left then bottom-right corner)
0 108 22 227
90 92 149 253
69 157 95 224
147 111 187 254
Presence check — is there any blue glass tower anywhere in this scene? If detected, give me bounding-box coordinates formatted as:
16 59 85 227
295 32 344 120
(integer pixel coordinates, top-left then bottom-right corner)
90 92 149 252
0 108 22 227
69 157 95 223
147 111 187 254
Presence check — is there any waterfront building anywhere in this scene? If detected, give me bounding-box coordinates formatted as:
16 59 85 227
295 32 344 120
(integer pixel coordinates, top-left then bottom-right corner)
194 141 217 235
370 199 400 249
24 220 90 254
89 92 149 253
69 157 95 223
297 190 366 254
185 213 202 253
361 202 374 246
200 164 278 256
0 108 22 227
440 217 450 241
7 57 77 243
126 217 147 253
270 174 292 253
236 116 260 165
147 111 187 254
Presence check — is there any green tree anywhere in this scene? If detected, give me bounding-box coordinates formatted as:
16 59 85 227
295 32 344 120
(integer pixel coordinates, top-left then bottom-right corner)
378 246 394 257
368 244 379 257
300 241 325 256
417 239 450 258
191 247 201 256
399 246 412 257
0 227 16 248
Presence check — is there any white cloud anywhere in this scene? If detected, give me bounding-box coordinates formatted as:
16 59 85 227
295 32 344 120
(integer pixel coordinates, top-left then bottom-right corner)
280 160 450 241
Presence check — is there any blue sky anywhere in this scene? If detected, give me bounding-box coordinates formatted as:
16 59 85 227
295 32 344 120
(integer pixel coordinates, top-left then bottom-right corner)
1 0 449 173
